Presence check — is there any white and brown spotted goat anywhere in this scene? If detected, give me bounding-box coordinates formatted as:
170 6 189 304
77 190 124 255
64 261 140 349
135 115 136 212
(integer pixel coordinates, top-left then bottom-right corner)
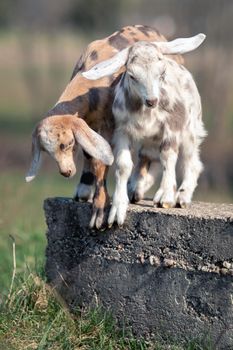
83 33 207 226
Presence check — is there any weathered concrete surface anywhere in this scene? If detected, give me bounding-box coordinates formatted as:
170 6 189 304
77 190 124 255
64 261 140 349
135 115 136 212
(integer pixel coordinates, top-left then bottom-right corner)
44 198 233 349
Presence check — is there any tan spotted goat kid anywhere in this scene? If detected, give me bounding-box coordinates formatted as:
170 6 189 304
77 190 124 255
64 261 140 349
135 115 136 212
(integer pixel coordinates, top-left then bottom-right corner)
83 32 207 227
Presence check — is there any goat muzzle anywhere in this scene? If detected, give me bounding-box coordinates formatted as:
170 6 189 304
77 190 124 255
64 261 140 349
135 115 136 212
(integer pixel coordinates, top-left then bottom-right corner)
145 98 158 108
60 169 72 178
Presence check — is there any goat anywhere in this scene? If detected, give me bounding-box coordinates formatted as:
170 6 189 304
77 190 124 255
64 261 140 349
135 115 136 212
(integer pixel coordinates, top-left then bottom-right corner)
26 25 185 229
83 33 207 226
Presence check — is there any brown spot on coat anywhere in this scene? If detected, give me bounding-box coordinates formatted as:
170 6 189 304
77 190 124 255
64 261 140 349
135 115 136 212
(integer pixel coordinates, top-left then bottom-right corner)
137 25 157 37
90 50 98 61
125 88 142 113
129 30 136 36
160 138 178 153
168 100 186 131
88 88 100 112
159 98 170 110
108 33 129 50
138 155 151 177
159 88 170 110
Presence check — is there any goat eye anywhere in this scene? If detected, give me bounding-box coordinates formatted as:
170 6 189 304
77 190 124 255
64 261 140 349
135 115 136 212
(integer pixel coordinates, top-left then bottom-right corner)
60 143 65 150
129 74 137 82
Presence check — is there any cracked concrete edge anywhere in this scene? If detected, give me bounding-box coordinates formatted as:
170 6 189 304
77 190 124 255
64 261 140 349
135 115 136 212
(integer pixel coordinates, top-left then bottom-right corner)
44 198 233 275
45 197 233 220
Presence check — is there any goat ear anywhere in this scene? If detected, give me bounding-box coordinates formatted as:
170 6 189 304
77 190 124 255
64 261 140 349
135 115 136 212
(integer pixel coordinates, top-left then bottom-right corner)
82 47 129 80
25 127 41 182
155 33 206 55
72 118 114 166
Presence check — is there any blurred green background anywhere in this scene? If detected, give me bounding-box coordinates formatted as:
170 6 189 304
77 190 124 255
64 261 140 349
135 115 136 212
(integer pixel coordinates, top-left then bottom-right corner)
1 0 233 293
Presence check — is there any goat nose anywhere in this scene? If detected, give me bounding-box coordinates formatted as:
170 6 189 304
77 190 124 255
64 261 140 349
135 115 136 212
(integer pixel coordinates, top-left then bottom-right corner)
61 169 72 178
145 98 158 108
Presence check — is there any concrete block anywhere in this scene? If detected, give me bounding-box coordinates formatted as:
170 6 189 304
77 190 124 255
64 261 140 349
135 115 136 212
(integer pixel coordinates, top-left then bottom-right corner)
44 198 233 348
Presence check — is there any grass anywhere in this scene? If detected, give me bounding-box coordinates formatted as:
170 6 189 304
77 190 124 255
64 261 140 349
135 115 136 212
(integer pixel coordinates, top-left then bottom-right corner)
0 170 78 292
0 269 214 350
0 271 148 350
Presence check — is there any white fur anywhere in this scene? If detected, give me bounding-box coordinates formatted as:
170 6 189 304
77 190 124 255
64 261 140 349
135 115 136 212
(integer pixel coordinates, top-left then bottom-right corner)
154 33 206 55
111 41 206 224
82 47 129 80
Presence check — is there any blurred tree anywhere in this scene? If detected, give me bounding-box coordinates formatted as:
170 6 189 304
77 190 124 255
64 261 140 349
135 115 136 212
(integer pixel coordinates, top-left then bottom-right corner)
8 0 72 30
0 0 15 27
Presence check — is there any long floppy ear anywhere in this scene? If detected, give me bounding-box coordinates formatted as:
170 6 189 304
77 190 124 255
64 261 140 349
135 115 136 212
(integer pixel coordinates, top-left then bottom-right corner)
72 118 114 166
25 127 41 182
82 47 129 80
154 33 206 55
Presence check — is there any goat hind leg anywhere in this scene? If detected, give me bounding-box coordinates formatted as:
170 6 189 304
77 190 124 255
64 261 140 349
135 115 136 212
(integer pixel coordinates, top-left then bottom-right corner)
128 153 160 203
154 141 178 208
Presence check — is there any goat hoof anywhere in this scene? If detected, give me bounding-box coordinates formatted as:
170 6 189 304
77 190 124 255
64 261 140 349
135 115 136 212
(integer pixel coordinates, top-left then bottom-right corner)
161 202 174 209
178 202 191 209
130 192 141 204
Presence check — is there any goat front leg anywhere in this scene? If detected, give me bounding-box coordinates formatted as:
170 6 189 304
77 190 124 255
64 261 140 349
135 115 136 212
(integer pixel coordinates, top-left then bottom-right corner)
108 133 133 227
153 139 178 208
89 159 109 229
